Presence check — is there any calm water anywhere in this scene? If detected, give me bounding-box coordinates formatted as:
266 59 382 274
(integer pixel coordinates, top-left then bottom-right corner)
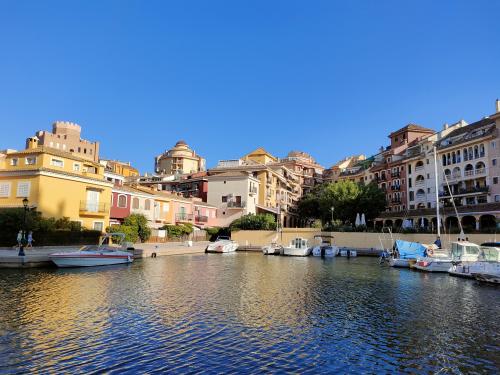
0 254 498 374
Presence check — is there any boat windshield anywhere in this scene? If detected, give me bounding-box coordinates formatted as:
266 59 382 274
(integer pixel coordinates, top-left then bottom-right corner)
479 247 500 262
217 236 230 241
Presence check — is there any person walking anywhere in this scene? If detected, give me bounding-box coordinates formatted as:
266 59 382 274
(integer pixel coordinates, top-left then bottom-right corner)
16 230 23 248
27 231 34 248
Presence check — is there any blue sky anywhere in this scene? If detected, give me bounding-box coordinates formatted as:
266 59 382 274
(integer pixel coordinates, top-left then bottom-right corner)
1 0 499 173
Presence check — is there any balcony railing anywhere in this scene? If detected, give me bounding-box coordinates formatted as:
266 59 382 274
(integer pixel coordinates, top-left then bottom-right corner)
175 213 193 221
439 186 489 197
415 179 425 186
391 172 401 178
79 201 107 215
475 168 485 175
249 187 258 194
391 199 402 204
227 201 246 208
464 170 474 177
391 185 401 191
415 165 424 172
195 215 208 223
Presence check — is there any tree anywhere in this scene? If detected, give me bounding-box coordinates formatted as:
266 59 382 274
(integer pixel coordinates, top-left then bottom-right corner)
230 214 277 231
107 213 151 243
296 180 386 227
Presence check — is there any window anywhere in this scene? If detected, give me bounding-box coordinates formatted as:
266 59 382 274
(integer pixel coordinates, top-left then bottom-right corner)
62 144 66 150
427 174 430 179
16 182 30 197
493 159 497 166
427 188 430 193
0 183 11 197
25 157 36 165
73 163 80 172
494 177 499 185
132 197 139 209
93 222 104 232
495 195 500 202
49 141 54 147
78 147 81 152
163 203 169 212
51 158 64 167
426 159 430 164
408 165 411 174
144 199 151 210
117 195 127 208
222 196 227 203
492 141 497 149
10 158 18 166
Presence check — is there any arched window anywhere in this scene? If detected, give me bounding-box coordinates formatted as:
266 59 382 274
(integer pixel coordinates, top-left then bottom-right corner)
447 153 451 165
118 194 127 208
457 150 461 163
132 197 139 209
468 147 473 160
442 155 446 166
474 145 479 159
479 144 485 157
463 148 468 161
452 152 456 164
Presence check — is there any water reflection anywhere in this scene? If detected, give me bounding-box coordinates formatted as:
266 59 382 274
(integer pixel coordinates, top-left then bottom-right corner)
0 255 498 373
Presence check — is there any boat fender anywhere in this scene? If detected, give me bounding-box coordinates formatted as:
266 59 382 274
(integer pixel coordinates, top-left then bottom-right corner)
427 248 434 257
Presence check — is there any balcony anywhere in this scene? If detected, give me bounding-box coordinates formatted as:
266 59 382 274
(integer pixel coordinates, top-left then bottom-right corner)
391 172 401 178
439 186 489 197
415 194 426 202
249 186 258 195
475 168 485 176
195 215 208 223
175 213 193 222
391 199 402 204
391 185 401 191
415 179 425 187
415 165 424 172
79 201 107 216
227 201 246 208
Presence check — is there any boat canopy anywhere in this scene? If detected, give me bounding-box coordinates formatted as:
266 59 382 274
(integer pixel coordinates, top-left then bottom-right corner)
395 240 427 259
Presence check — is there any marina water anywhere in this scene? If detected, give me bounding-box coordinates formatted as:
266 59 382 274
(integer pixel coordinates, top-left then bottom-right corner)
0 254 498 373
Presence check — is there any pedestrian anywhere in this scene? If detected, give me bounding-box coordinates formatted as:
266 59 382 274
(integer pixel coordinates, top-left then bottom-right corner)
434 236 442 249
16 230 23 248
27 231 34 248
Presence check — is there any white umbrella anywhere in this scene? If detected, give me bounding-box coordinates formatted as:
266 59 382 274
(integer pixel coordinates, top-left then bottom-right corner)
420 218 425 228
361 213 366 226
355 213 361 227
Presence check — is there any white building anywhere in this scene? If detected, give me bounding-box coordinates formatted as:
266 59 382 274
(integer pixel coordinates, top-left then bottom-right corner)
207 171 260 227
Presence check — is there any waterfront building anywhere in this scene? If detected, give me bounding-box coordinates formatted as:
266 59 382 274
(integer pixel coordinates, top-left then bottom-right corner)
155 140 206 175
323 155 367 184
0 137 112 231
133 171 208 202
490 100 500 202
28 121 99 162
206 171 260 227
101 159 139 186
210 148 302 227
273 151 324 195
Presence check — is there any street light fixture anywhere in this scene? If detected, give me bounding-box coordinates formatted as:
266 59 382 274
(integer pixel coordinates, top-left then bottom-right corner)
18 198 29 257
330 206 334 226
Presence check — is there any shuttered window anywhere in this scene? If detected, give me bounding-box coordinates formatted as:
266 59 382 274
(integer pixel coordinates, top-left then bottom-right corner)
0 183 11 197
17 182 30 197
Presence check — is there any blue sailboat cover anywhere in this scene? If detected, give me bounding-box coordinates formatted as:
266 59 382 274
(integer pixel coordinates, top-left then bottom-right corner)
395 240 426 259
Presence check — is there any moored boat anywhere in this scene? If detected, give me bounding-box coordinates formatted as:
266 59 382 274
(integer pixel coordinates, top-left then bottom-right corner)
50 233 134 268
389 240 427 268
447 241 482 278
282 237 310 257
340 248 357 257
311 235 339 257
206 236 239 253
469 243 500 284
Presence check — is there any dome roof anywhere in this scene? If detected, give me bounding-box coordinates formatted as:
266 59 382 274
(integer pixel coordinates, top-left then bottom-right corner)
175 140 187 147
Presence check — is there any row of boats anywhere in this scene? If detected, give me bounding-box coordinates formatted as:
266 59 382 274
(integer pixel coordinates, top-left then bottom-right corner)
385 238 500 284
206 235 357 257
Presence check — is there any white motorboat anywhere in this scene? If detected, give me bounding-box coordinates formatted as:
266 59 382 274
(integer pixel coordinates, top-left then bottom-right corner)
282 237 310 257
340 248 357 257
50 233 134 268
447 241 482 278
469 243 500 284
206 236 239 253
413 245 452 273
311 235 339 257
262 243 283 255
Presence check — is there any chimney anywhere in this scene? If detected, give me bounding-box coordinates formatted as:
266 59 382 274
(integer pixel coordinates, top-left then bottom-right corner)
26 137 39 150
496 99 500 113
443 123 449 130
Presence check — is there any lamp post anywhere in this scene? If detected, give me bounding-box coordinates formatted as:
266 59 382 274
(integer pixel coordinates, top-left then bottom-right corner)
18 198 29 257
330 206 334 225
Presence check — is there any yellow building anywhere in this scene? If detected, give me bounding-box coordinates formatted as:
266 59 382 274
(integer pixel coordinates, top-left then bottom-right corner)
0 137 113 231
155 140 206 175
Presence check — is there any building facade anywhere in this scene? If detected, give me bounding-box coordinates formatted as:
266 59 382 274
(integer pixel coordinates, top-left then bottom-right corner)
0 138 112 231
155 140 206 175
29 121 99 162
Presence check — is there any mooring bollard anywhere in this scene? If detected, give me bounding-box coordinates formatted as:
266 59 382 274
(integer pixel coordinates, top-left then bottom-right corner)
151 252 157 258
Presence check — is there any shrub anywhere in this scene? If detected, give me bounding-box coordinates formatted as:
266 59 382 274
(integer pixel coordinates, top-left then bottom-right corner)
229 214 277 231
160 224 193 239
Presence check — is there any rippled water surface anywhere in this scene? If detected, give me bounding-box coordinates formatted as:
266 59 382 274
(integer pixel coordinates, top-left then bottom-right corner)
0 254 499 374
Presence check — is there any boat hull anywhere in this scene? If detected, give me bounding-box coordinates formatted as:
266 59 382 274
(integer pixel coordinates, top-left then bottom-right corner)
472 273 500 284
448 263 475 278
312 246 338 257
50 254 133 268
262 245 282 255
413 258 452 272
389 258 411 268
340 249 357 257
282 248 310 256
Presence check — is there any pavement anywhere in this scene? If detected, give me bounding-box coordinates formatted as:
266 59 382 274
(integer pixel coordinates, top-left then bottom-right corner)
0 241 211 268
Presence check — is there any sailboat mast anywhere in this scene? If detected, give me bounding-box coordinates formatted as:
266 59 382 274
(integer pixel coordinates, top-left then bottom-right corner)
433 146 441 237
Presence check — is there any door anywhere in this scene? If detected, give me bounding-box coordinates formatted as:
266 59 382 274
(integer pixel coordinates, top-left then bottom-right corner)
179 206 186 220
86 190 100 212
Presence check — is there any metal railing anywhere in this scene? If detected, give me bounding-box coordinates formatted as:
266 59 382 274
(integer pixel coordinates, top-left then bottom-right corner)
227 201 246 208
195 215 208 223
175 213 193 221
80 201 107 213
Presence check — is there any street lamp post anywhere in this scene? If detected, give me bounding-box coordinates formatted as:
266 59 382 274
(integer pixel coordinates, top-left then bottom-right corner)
18 198 29 257
330 206 334 225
